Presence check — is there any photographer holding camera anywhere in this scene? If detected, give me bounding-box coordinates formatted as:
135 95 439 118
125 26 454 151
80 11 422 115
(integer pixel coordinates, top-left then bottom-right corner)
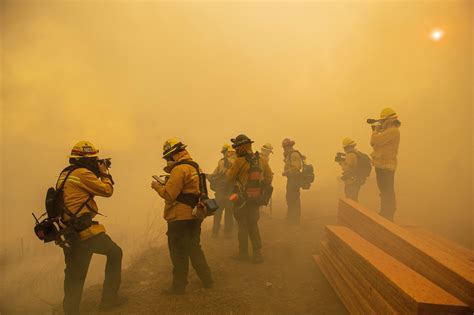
151 139 213 295
335 138 365 201
59 141 124 315
368 108 401 221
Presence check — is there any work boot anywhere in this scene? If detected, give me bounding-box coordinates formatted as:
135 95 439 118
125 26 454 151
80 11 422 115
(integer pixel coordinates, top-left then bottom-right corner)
202 279 214 289
99 295 128 311
252 250 264 264
232 252 250 261
161 286 185 295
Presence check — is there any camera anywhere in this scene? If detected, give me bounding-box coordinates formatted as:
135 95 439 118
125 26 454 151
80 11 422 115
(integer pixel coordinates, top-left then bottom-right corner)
98 158 112 168
335 152 346 163
366 118 381 124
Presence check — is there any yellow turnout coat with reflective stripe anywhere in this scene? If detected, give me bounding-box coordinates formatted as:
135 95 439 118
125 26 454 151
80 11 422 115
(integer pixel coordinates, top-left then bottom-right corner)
57 167 114 240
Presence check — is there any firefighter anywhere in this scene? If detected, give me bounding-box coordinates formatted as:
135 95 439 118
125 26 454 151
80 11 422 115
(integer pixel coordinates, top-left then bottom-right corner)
151 139 213 294
370 108 401 221
226 134 273 263
208 144 236 238
60 141 124 315
282 138 303 224
259 143 274 164
338 138 362 201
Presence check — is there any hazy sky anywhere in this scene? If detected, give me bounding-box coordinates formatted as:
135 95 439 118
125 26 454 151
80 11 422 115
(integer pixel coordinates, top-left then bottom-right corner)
0 0 472 251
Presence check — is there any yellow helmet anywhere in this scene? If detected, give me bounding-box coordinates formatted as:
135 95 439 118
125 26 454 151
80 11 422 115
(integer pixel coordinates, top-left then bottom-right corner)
380 107 398 120
69 141 99 158
342 138 356 148
162 138 187 159
221 144 235 153
261 143 274 153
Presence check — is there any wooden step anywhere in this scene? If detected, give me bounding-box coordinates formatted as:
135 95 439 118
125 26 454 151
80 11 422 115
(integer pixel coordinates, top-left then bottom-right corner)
402 225 474 263
314 254 375 314
338 198 474 309
325 225 470 314
319 241 397 314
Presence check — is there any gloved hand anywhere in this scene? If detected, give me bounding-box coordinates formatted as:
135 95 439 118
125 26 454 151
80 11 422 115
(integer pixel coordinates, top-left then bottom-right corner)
151 181 162 191
98 162 109 176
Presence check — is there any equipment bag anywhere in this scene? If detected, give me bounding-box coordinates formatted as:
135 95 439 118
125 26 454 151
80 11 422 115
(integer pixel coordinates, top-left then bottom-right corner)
34 166 96 247
244 152 273 206
175 160 219 217
295 151 315 190
355 151 372 180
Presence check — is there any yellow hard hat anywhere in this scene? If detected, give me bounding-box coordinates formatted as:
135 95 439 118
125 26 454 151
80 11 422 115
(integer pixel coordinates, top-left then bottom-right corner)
221 144 235 153
162 138 187 158
261 143 274 153
342 138 356 148
69 141 99 158
380 107 398 120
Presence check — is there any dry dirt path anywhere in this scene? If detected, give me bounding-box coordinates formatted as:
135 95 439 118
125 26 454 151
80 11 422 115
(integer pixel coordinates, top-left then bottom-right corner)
80 209 347 314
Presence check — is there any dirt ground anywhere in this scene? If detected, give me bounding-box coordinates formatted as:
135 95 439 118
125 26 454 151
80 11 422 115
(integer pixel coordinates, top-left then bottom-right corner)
78 206 348 315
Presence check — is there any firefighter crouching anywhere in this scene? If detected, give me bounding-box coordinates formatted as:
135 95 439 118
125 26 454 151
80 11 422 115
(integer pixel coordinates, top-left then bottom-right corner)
151 139 213 295
208 144 236 238
226 134 273 264
60 141 124 315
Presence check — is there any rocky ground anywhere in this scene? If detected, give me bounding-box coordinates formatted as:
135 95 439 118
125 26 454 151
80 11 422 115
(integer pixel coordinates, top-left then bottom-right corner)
79 205 347 315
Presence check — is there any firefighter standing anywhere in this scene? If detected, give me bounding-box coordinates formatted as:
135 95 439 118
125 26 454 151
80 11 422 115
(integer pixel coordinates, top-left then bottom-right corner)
338 138 362 201
151 139 213 294
282 138 304 224
60 141 124 315
370 108 401 221
208 144 236 238
226 134 273 263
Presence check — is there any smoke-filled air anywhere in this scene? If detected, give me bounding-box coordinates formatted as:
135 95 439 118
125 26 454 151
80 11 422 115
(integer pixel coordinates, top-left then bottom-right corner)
1 1 473 314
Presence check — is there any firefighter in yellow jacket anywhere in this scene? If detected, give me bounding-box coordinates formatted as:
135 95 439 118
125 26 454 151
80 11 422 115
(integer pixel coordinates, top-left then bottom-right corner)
226 134 273 263
370 108 401 221
151 139 213 294
59 141 124 315
282 138 304 224
338 138 362 201
208 144 236 238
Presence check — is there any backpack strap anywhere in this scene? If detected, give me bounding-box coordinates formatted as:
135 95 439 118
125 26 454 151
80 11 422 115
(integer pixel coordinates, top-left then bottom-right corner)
57 167 103 224
173 160 207 207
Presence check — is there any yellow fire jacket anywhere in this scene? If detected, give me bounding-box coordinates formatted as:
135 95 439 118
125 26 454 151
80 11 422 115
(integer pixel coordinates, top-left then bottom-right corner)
210 155 236 178
340 151 358 184
154 151 201 222
58 167 114 240
283 150 303 177
370 125 401 171
226 153 273 189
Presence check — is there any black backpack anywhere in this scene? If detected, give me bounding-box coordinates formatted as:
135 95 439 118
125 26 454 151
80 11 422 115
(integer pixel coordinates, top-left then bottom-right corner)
34 166 93 246
354 151 372 180
295 151 315 190
45 166 78 219
174 160 219 217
